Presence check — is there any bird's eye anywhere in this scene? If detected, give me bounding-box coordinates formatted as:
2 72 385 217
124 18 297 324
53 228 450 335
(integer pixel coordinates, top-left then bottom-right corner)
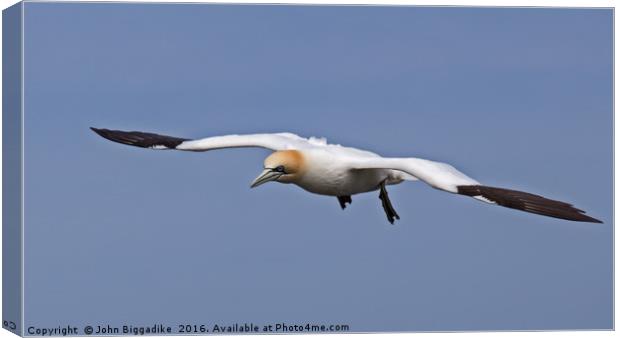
274 165 285 173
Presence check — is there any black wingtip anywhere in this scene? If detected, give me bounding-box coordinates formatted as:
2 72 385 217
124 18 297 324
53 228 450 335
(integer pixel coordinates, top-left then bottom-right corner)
90 127 105 136
582 215 604 224
90 127 116 142
457 185 603 224
90 127 189 149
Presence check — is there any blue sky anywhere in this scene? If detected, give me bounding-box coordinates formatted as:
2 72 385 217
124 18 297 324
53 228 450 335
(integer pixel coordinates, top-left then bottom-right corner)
22 3 611 331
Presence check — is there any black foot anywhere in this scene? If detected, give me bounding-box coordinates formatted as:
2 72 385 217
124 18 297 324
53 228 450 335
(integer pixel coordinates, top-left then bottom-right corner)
337 196 352 210
379 181 400 224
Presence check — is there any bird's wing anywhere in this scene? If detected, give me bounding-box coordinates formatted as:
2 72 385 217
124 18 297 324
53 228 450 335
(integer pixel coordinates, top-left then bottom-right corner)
91 128 311 151
347 157 602 223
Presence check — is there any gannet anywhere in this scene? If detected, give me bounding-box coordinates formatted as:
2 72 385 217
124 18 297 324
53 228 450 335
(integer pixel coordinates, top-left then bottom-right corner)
91 128 602 224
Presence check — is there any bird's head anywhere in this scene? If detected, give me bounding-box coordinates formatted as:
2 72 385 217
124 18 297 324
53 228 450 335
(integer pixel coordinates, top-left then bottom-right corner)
251 150 305 188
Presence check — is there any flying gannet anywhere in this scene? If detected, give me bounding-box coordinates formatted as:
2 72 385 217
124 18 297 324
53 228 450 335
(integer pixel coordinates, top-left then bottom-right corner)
91 128 602 224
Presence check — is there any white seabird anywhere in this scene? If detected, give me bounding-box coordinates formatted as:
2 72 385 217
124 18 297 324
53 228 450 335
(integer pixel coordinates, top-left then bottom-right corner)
91 128 602 224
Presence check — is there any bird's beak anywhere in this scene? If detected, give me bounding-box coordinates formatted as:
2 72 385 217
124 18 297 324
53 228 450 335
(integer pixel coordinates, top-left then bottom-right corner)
250 169 283 188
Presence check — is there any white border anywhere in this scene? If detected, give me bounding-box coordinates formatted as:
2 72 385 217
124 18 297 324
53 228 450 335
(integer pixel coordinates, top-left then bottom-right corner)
0 1 615 338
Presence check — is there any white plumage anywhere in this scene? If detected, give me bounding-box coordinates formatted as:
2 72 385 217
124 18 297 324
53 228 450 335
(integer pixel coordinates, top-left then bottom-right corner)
91 128 602 224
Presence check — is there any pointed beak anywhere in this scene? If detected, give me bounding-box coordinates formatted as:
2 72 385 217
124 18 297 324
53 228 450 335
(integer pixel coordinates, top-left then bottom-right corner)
250 169 283 188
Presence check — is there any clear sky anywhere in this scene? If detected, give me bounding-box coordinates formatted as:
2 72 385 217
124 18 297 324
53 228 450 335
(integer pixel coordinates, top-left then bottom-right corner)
23 3 612 332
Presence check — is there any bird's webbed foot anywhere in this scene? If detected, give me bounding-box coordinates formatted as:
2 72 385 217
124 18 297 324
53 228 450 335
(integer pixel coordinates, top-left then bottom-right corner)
337 195 352 210
379 181 400 224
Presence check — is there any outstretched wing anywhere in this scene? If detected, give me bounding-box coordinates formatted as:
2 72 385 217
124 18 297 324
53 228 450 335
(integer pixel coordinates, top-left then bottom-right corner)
90 127 311 151
347 157 602 223
456 185 601 223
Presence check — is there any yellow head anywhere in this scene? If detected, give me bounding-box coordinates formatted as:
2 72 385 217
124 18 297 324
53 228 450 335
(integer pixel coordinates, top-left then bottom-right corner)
250 150 306 187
